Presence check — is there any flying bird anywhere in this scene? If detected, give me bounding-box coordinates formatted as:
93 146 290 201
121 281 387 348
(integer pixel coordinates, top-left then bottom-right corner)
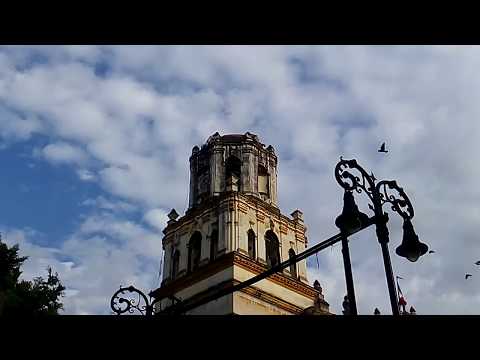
475 261 480 266
378 142 388 153
429 250 435 254
465 273 473 279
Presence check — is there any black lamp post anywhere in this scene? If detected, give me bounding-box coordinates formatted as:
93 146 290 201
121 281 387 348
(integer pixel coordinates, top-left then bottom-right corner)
334 157 428 315
335 190 369 315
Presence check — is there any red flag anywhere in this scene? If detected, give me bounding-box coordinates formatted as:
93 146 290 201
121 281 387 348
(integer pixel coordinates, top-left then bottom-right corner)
397 277 407 309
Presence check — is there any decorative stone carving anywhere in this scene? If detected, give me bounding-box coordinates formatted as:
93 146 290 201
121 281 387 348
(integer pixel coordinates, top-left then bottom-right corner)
269 218 275 230
167 209 180 226
168 209 179 221
291 209 304 222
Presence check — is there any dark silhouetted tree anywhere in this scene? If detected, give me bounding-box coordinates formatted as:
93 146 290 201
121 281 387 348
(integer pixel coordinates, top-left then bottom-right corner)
0 239 65 316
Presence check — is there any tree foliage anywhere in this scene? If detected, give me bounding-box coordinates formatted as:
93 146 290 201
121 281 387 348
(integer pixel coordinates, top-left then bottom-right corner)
0 239 65 316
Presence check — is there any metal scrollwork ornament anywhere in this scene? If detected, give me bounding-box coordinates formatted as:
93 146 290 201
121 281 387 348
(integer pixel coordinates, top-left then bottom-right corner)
335 157 415 221
376 180 414 220
335 157 376 202
110 285 152 316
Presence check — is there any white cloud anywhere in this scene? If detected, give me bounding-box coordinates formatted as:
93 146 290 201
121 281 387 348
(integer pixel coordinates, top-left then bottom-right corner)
42 142 88 165
144 208 169 231
81 196 137 213
0 108 43 142
76 169 96 182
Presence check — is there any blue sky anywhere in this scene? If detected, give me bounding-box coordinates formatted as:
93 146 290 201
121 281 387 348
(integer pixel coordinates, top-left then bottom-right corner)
1 45 480 315
0 136 99 245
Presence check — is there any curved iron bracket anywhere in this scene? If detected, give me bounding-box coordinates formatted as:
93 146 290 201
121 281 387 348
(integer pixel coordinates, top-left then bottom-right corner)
110 285 152 316
335 157 415 220
334 157 417 315
376 180 414 220
334 157 376 204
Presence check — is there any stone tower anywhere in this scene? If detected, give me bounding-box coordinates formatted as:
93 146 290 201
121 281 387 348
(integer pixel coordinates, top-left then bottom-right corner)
151 132 330 315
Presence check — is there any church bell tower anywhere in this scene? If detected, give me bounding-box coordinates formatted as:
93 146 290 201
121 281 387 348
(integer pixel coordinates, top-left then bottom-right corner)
151 132 331 315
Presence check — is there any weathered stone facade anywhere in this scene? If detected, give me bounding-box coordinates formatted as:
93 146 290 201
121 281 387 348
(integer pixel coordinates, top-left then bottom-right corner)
188 132 278 208
151 132 331 315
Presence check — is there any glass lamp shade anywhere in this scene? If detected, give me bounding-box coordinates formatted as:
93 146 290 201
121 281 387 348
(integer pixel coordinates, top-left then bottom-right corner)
395 218 428 262
335 191 369 233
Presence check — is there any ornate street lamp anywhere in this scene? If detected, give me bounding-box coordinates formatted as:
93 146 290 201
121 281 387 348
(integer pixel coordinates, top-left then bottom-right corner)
334 157 429 315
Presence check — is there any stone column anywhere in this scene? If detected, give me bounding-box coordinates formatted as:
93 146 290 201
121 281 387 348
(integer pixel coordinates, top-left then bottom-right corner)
237 213 249 255
178 235 188 276
218 205 228 256
163 241 172 282
252 151 258 194
269 160 278 207
210 146 224 196
291 210 308 282
241 146 255 195
200 231 210 266
232 201 237 252
257 214 267 265
189 154 198 208
226 202 234 253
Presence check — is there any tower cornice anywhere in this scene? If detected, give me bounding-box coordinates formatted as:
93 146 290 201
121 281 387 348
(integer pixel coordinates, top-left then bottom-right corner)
151 250 323 303
163 192 305 243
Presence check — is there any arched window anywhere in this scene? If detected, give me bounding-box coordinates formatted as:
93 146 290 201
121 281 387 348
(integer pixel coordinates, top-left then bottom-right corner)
247 229 256 259
171 250 180 280
210 229 218 261
225 155 241 191
265 230 280 268
188 231 202 272
289 248 297 279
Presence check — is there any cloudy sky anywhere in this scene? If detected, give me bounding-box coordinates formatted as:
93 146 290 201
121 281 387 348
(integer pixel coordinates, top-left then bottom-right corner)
1 45 479 315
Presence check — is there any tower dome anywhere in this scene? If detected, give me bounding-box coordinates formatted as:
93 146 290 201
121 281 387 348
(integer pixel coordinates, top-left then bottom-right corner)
188 132 278 209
